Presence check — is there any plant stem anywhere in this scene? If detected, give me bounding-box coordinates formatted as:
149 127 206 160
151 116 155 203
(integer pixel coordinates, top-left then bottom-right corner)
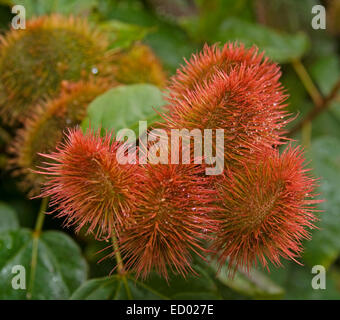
111 232 124 273
291 59 323 107
289 78 340 136
111 232 132 300
289 59 323 140
301 121 312 149
27 197 48 299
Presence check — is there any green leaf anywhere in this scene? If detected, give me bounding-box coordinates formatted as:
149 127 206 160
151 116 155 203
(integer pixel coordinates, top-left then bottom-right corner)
303 136 340 268
9 0 97 18
211 17 309 63
0 229 88 299
180 0 255 43
308 54 340 139
311 102 340 140
95 0 197 73
208 260 284 299
144 23 199 74
71 265 222 300
250 0 318 34
98 20 151 50
81 84 167 136
143 265 221 300
71 275 166 300
0 202 19 232
74 255 283 300
309 54 340 96
267 261 340 299
281 66 308 114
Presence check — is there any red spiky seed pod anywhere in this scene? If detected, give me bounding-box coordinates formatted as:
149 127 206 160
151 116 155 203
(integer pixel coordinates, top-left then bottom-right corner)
35 128 142 239
168 42 279 102
118 162 218 280
164 62 290 168
212 146 322 275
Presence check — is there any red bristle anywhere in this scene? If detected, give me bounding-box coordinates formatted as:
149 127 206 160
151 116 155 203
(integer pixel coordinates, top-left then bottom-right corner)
118 162 219 280
212 146 322 275
35 128 143 239
163 43 291 168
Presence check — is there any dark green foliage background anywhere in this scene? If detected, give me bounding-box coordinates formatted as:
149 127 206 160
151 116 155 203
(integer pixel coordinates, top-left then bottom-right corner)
0 0 339 300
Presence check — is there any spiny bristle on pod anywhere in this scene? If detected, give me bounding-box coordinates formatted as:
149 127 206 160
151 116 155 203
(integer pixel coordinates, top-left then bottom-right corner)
110 43 167 88
34 128 143 239
211 146 322 276
163 63 290 169
117 161 219 280
9 80 109 196
168 42 278 102
0 14 112 124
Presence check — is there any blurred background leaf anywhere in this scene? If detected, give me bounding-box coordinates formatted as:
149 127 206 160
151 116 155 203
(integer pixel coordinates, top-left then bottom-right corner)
95 0 199 73
71 275 167 300
211 18 309 63
98 20 151 50
6 0 98 17
0 228 88 299
0 202 19 232
82 84 166 136
303 137 340 269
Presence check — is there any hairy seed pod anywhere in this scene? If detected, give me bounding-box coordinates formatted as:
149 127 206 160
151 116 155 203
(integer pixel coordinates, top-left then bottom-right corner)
9 80 109 196
168 42 280 102
164 60 290 168
212 146 322 275
110 43 167 87
0 14 111 124
118 162 218 280
35 128 143 239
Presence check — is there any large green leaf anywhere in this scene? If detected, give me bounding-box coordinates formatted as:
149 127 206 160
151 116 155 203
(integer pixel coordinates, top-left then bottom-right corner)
215 268 284 299
8 0 97 18
309 54 340 96
252 0 318 34
0 202 19 232
81 84 167 136
144 23 199 74
283 56 340 140
70 276 166 300
266 261 340 299
95 0 198 73
180 0 255 43
206 259 284 299
142 266 221 300
71 275 165 300
308 54 340 139
211 17 309 63
98 20 151 50
0 229 88 299
303 136 340 268
71 265 222 300
311 101 340 141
